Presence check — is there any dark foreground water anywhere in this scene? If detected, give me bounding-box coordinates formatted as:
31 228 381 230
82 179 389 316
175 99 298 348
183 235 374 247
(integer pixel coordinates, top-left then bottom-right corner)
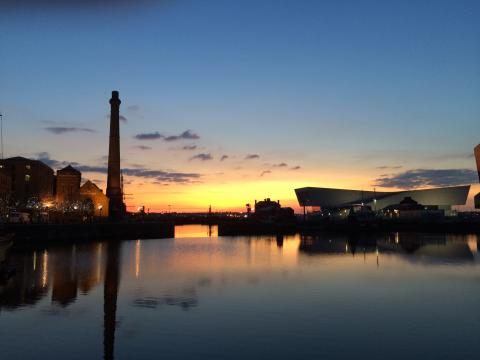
1 225 480 360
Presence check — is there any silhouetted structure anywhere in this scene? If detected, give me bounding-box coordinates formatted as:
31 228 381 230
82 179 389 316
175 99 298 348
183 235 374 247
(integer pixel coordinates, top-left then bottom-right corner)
106 91 125 219
80 180 109 217
2 156 54 202
56 165 81 205
0 166 11 198
475 144 480 209
254 198 295 221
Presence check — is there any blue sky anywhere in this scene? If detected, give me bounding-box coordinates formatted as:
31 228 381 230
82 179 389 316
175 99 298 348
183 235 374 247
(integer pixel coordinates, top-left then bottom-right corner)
1 0 479 210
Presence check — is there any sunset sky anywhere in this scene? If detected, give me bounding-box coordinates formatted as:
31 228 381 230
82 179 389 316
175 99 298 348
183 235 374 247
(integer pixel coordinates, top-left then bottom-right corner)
1 0 479 212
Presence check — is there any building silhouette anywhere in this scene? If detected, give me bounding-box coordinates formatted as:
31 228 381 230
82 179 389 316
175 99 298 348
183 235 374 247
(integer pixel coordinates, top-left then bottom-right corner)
2 156 54 202
56 165 81 205
80 180 109 217
106 91 125 218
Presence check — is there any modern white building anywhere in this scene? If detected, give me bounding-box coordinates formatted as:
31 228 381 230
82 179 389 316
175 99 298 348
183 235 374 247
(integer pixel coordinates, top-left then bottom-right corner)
295 185 471 211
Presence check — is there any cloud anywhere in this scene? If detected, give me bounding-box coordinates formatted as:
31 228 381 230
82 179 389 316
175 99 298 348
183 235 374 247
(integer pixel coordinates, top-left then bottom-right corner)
134 130 200 142
245 154 260 160
291 166 301 170
119 115 128 123
44 127 96 135
127 105 140 112
376 165 403 170
134 145 152 151
164 130 199 142
190 153 213 161
182 145 197 151
273 162 288 168
0 0 157 10
220 155 229 161
374 169 478 189
135 132 163 140
35 153 200 184
260 170 271 177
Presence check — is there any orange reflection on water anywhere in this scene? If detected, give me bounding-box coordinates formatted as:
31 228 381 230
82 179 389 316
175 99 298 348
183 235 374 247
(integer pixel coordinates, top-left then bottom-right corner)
175 224 218 238
135 240 141 279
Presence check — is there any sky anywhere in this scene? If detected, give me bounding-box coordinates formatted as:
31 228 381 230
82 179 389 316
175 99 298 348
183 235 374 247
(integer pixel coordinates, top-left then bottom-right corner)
1 0 479 212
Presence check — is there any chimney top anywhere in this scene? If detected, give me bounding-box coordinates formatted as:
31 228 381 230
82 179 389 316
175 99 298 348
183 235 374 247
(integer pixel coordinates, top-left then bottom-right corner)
112 90 119 99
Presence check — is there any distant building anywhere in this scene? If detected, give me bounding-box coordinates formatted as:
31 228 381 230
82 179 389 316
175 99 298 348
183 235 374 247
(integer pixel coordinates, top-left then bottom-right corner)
254 198 295 220
2 156 54 202
80 180 109 217
56 165 81 205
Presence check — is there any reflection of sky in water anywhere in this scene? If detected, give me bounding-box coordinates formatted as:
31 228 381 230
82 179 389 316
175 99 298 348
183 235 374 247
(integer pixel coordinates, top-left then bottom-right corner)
1 226 480 360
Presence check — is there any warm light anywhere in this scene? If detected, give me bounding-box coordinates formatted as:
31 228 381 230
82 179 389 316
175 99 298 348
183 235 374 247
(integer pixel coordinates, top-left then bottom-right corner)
135 240 141 279
42 250 48 287
97 204 103 210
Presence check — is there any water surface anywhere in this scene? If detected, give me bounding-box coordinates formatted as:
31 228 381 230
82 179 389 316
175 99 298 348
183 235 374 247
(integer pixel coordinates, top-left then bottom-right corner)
1 225 480 359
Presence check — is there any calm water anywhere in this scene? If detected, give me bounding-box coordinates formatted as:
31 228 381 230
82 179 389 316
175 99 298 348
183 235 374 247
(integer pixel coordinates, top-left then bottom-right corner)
1 225 480 360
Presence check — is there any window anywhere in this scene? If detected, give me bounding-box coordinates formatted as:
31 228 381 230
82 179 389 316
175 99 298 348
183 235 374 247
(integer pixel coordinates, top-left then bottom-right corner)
26 165 31 170
25 174 31 182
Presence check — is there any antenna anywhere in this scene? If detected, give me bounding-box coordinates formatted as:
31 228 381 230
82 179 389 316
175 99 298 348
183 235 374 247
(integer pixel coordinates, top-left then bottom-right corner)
0 113 3 160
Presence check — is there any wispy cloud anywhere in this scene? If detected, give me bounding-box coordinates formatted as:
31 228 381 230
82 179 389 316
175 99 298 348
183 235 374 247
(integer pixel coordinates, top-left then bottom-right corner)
135 132 163 140
119 115 128 123
291 166 301 170
182 145 197 151
190 153 213 161
260 170 271 177
374 169 478 189
245 154 260 160
44 127 96 135
220 155 229 161
273 162 288 168
134 129 200 142
127 105 140 112
164 130 199 142
35 153 200 184
133 145 152 151
376 165 403 170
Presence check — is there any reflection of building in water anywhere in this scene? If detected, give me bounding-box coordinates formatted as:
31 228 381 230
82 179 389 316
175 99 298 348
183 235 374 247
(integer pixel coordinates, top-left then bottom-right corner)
52 243 104 306
299 233 478 264
0 249 50 309
52 246 78 306
1 243 104 310
104 241 121 360
299 234 376 256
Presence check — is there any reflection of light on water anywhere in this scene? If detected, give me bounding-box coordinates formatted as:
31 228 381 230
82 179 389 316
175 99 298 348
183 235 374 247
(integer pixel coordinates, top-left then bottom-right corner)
395 232 400 244
97 243 103 282
33 251 37 271
467 235 478 253
175 225 218 238
135 240 141 279
42 250 48 287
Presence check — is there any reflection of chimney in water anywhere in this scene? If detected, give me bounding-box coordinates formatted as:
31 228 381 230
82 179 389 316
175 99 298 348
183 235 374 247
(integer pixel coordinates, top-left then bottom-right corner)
104 241 121 360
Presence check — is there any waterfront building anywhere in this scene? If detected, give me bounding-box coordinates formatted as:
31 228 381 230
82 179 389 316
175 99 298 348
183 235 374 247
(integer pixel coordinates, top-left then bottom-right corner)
254 198 295 220
80 180 109 217
295 185 470 214
2 156 54 202
56 165 81 205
